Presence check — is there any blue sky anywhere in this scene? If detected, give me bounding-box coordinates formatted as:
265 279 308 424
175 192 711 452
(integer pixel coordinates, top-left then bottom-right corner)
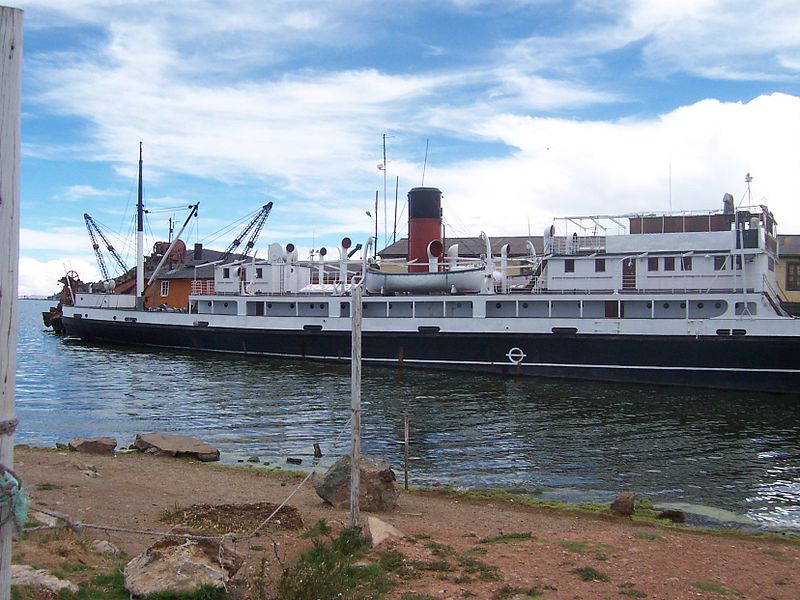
14 0 800 295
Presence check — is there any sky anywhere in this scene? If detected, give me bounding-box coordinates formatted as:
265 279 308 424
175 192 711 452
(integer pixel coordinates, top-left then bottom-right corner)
12 0 800 296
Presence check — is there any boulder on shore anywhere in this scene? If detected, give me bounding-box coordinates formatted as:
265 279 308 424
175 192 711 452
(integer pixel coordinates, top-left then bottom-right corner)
611 491 636 516
124 538 242 597
11 565 79 594
132 433 220 462
68 437 117 455
314 455 399 512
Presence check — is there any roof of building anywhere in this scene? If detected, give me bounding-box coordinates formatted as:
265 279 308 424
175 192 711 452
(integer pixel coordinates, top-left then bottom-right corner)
380 234 800 258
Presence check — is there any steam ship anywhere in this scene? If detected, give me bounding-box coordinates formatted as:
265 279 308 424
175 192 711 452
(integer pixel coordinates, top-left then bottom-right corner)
61 184 800 393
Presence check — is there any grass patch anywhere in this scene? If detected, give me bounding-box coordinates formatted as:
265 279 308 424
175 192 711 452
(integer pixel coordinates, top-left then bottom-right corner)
492 584 553 599
573 566 610 582
559 540 614 559
763 548 790 562
479 532 534 544
457 556 502 581
400 594 436 600
276 522 388 600
633 531 664 542
424 540 456 558
34 482 63 491
692 580 741 596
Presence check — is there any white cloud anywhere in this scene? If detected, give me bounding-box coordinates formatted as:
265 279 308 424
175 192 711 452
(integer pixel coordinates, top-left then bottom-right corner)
418 94 800 237
61 185 124 201
18 256 101 297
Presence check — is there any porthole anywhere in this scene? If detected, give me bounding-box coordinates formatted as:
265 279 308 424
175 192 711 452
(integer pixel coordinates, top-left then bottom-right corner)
663 303 669 309
224 302 229 308
646 302 652 308
522 302 529 308
698 303 704 309
267 303 272 308
715 302 722 309
680 302 686 309
113 316 117 321
207 302 212 307
290 303 295 309
495 303 501 309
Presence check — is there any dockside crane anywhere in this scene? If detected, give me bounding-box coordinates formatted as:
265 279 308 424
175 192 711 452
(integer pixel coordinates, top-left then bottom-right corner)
84 213 129 280
219 202 273 263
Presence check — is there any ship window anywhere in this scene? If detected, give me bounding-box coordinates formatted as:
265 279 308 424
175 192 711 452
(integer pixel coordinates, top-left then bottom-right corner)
680 302 686 309
255 267 263 279
664 257 675 271
714 256 727 271
735 302 757 315
160 281 169 297
663 303 669 309
768 257 775 271
647 257 658 272
565 259 575 273
786 262 800 290
715 302 722 309
223 267 230 278
697 303 704 308
594 258 605 272
681 256 692 271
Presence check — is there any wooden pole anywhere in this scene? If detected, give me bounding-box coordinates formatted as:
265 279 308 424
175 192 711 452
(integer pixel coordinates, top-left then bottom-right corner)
349 280 362 529
0 6 22 600
404 415 409 491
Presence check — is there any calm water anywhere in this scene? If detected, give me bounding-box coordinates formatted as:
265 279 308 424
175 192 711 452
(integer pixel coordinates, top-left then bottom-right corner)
14 299 800 530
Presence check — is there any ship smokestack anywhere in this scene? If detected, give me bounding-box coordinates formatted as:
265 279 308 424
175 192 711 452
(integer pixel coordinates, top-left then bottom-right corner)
407 187 442 273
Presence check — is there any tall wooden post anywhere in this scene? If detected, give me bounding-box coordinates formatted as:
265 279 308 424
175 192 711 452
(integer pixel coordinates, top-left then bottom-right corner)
349 281 362 529
0 6 22 600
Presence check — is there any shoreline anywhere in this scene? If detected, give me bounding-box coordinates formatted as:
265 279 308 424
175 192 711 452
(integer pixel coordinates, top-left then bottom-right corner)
11 446 800 599
18 442 800 536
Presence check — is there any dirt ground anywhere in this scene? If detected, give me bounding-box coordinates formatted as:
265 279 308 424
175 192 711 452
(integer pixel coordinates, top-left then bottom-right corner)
11 447 800 599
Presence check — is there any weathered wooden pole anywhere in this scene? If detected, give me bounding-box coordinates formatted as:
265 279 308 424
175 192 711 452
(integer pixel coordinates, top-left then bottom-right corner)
349 279 362 529
0 6 22 600
403 416 409 491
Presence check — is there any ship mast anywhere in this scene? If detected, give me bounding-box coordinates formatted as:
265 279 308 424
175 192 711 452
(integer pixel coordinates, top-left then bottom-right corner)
136 142 144 306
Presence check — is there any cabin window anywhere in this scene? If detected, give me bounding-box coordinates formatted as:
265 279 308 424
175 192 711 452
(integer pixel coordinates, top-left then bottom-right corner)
223 267 230 278
768 257 775 272
714 256 727 271
160 281 169 297
255 267 263 279
664 257 675 271
594 258 605 273
647 257 658 272
564 259 575 273
787 262 800 290
681 256 692 271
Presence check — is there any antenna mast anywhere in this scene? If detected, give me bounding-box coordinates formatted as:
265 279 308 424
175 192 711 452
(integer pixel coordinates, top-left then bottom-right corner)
421 138 429 186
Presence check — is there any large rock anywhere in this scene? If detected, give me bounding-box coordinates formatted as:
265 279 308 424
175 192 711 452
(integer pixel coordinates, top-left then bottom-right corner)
133 433 220 462
124 538 242 597
611 491 636 516
11 565 79 594
314 455 399 512
68 437 117 455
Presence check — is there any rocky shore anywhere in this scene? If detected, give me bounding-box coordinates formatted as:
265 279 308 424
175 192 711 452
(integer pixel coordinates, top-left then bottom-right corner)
10 445 800 599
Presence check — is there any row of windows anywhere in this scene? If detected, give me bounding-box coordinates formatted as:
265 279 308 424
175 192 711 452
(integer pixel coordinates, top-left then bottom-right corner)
564 255 749 274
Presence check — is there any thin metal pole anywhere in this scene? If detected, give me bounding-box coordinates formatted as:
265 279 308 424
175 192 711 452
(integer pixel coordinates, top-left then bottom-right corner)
0 8 22 600
349 281 362 529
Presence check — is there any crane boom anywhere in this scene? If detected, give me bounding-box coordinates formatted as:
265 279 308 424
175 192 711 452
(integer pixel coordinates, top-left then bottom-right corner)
220 202 273 263
84 213 130 280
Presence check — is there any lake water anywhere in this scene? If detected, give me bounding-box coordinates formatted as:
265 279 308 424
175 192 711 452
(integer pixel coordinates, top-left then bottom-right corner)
14 299 800 530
